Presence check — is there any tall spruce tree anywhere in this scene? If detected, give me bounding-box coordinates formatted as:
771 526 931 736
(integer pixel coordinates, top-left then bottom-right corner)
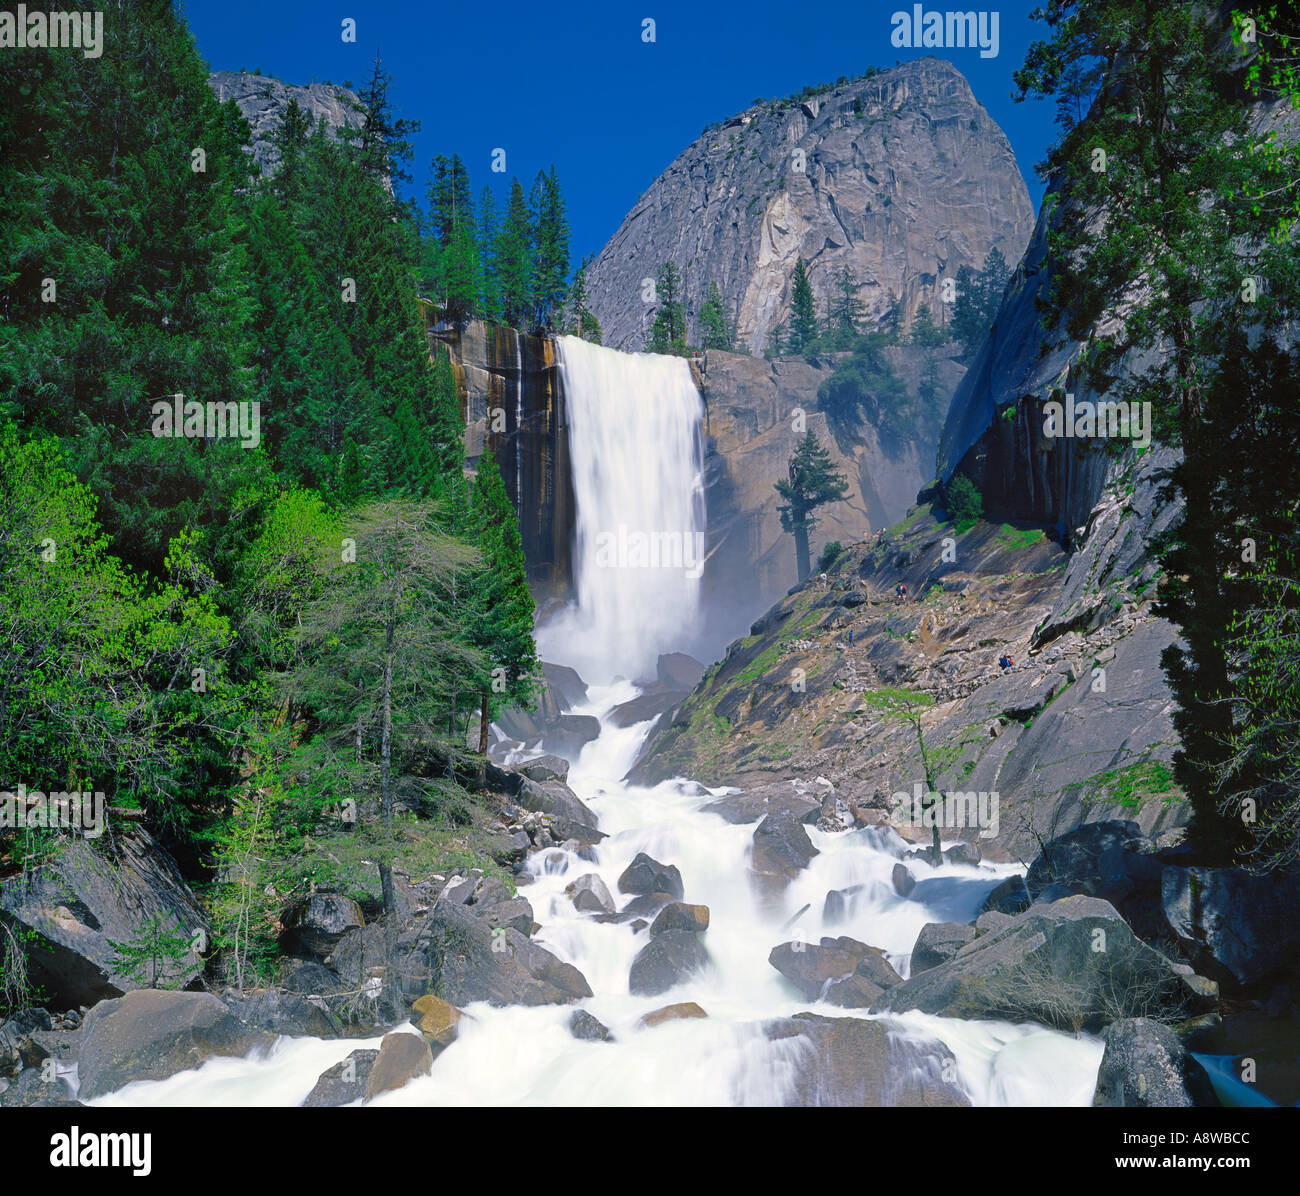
496 178 534 330
649 261 687 354
787 258 819 354
698 281 734 351
775 432 849 581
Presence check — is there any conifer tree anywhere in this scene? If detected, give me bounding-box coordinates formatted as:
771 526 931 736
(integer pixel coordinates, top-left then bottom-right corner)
496 178 535 329
788 258 819 354
775 432 849 581
698 281 734 351
649 261 687 354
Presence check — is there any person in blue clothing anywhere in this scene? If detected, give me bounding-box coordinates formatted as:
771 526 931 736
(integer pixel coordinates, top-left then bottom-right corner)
895 582 907 602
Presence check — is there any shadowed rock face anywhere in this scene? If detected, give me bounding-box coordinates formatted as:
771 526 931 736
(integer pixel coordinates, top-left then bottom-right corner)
208 71 363 177
584 58 1033 355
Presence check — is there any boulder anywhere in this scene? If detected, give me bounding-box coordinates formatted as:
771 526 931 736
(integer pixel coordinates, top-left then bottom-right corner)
566 873 616 915
609 691 688 728
980 874 1030 915
638 1002 708 1029
822 885 865 923
892 863 916 898
77 990 272 1099
617 853 685 900
415 899 592 1007
629 931 710 996
974 911 1015 936
411 994 463 1051
364 1032 432 1100
656 652 707 691
702 782 820 825
0 1067 81 1107
770 937 902 1004
1092 1019 1215 1107
541 661 589 710
944 842 981 867
490 829 532 867
0 828 209 1008
0 1009 51 1077
517 754 570 784
911 923 977 973
873 896 1212 1032
764 1014 969 1106
279 892 365 959
547 714 602 760
1025 821 1149 898
302 1048 378 1107
1161 865 1300 987
649 902 710 936
750 811 819 890
220 987 341 1038
568 1010 613 1042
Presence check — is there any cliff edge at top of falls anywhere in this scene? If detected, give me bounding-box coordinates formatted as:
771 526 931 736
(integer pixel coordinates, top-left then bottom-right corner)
584 57 1034 356
629 443 1187 864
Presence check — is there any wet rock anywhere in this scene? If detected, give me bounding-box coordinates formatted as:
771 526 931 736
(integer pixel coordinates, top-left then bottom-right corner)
649 902 710 936
911 923 978 973
365 1031 432 1100
220 987 341 1038
302 1048 378 1107
822 885 865 923
541 662 588 710
765 1014 969 1106
279 892 365 959
873 896 1212 1032
617 853 685 900
566 873 615 915
1092 1019 1215 1107
518 755 570 784
411 994 463 1051
77 990 272 1099
0 828 209 1008
417 899 592 1007
892 864 916 897
0 1010 51 1077
609 690 688 728
629 931 710 996
547 714 602 760
0 1067 81 1107
1161 865 1300 987
770 937 901 1002
702 781 820 825
491 829 533 867
568 1010 613 1042
638 1001 708 1029
944 842 981 867
656 653 707 691
750 811 819 890
980 874 1030 915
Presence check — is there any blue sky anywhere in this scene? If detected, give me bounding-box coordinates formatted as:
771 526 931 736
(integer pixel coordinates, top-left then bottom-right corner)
182 0 1057 264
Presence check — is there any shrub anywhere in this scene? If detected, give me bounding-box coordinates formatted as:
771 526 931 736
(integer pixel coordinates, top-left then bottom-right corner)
945 474 983 526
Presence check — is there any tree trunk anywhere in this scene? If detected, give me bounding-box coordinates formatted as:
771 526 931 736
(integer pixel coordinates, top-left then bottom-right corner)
379 616 400 1020
477 690 490 789
793 520 811 582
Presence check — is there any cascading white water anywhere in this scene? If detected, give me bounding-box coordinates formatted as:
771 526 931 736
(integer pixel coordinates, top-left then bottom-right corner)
87 339 1106 1108
536 336 706 683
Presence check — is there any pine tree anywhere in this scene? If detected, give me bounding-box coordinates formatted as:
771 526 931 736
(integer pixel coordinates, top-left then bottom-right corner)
787 258 819 354
649 261 687 354
698 281 734 351
828 265 864 346
775 431 850 581
354 56 419 189
477 185 502 324
496 178 534 329
531 167 570 331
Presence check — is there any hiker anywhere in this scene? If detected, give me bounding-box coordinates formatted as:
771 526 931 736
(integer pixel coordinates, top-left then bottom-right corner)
895 582 907 602
999 655 1013 670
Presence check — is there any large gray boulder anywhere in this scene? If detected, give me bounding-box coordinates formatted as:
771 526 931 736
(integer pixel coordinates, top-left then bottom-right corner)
769 937 901 1005
415 899 591 1007
629 931 710 996
764 1014 969 1107
1161 865 1300 987
279 892 364 959
750 811 819 891
219 987 341 1039
617 853 684 900
364 1032 433 1100
302 1048 378 1107
1092 1019 1215 1107
911 922 978 973
872 896 1211 1032
77 990 272 1099
0 829 209 1009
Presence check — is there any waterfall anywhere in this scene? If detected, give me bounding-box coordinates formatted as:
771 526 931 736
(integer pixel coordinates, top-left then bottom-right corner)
536 336 706 683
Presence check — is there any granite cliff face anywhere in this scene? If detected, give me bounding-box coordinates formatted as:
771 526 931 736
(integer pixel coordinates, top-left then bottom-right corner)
208 70 363 176
584 57 1033 354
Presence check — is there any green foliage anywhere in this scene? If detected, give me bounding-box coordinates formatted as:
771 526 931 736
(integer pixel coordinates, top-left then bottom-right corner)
909 303 945 347
107 915 198 991
944 474 983 528
787 257 819 354
776 432 850 581
650 261 688 355
816 333 920 441
815 541 844 572
950 248 1010 361
698 281 735 351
